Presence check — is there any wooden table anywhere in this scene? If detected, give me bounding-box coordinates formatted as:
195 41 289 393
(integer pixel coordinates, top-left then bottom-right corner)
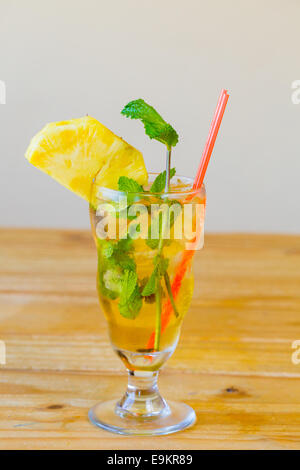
0 228 300 450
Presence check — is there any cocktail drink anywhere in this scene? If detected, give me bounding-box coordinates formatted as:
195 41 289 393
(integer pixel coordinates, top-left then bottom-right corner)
89 174 205 434
24 91 228 435
90 176 205 364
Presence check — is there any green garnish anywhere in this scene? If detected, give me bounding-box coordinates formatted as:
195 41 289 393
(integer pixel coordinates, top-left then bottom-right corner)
97 101 181 343
118 270 142 319
118 176 143 193
141 270 156 297
121 99 178 150
150 168 176 193
154 255 169 276
118 169 177 195
102 242 114 259
119 288 142 319
97 237 141 318
120 270 137 301
141 256 169 297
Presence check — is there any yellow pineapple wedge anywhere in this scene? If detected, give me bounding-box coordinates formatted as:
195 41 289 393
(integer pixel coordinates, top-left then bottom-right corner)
25 116 148 202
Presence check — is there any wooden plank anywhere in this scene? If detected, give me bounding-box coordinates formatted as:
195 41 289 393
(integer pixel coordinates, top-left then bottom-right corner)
0 228 300 449
0 369 299 450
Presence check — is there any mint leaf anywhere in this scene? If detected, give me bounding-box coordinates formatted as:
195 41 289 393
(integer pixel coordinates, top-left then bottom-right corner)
98 238 135 268
119 270 142 319
118 176 143 193
114 239 136 271
141 270 157 296
119 270 137 304
97 239 115 258
119 285 142 319
139 277 155 303
115 237 133 253
97 236 137 301
121 99 178 150
102 242 114 258
118 254 136 272
155 256 169 276
146 236 159 250
141 256 169 297
150 168 176 193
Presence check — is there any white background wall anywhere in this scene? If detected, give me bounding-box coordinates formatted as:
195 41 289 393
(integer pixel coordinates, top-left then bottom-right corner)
0 0 299 232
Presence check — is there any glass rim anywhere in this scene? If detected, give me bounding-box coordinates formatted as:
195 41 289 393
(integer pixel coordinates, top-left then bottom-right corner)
94 173 206 199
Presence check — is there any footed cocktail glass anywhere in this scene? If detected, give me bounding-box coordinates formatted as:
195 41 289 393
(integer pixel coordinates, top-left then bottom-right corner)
89 174 206 435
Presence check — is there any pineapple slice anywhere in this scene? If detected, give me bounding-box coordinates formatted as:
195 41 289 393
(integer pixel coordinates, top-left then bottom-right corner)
25 116 148 202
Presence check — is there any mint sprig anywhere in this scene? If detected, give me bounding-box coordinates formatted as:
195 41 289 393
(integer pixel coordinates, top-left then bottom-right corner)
97 171 182 331
97 237 142 319
121 99 178 150
121 99 180 348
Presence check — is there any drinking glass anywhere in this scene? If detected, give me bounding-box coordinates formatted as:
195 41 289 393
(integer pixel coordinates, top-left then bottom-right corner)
88 174 206 435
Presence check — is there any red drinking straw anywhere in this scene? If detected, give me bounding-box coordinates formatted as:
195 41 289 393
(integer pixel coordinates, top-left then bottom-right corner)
147 89 229 350
193 89 229 190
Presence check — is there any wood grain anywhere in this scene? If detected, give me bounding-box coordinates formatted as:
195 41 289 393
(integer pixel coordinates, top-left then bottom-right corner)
0 228 300 449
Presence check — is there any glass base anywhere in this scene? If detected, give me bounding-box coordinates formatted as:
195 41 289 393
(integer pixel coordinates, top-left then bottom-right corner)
88 399 196 436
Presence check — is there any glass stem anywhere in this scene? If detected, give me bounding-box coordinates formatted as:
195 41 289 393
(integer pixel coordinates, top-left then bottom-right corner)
116 370 169 419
